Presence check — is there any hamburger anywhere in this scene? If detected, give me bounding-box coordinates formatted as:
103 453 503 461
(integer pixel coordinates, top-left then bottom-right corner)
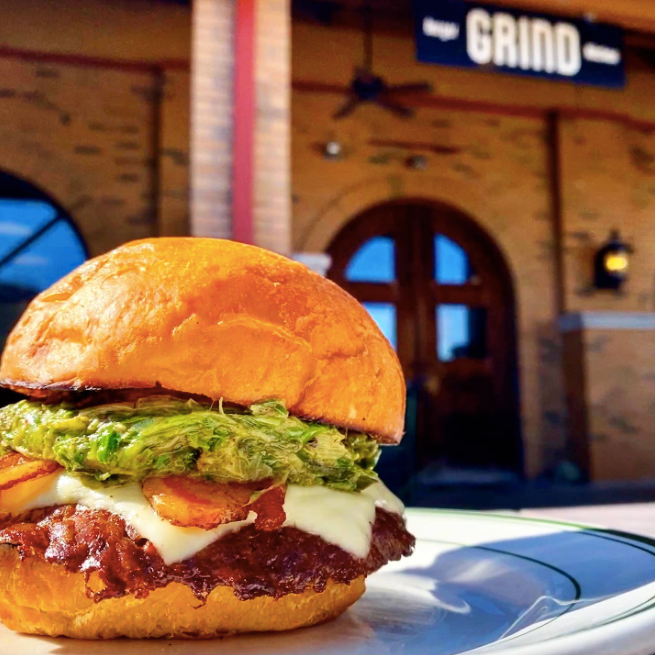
0 237 414 639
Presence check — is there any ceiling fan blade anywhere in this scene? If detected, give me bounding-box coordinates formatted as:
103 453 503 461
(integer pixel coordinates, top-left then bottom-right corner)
333 95 361 120
386 82 433 95
376 97 413 118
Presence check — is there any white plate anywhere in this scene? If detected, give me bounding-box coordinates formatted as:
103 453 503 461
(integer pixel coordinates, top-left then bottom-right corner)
5 508 655 655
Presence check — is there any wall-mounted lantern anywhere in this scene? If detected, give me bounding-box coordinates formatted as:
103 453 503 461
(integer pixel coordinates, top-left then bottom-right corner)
594 229 632 291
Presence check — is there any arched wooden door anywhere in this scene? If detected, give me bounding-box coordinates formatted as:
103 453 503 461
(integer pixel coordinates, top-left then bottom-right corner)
328 200 520 473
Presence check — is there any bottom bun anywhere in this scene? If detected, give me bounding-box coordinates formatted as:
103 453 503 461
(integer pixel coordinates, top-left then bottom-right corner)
0 546 366 639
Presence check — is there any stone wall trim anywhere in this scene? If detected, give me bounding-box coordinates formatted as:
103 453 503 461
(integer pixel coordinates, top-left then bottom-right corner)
560 311 655 331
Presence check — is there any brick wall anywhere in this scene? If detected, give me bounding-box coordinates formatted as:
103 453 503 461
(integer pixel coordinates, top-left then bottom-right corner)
191 0 234 239
0 58 186 255
291 13 655 478
0 0 190 255
292 16 655 122
254 0 291 253
292 89 564 477
559 118 655 313
565 325 655 480
191 0 291 249
557 118 655 480
0 0 190 62
1 0 292 252
159 69 191 237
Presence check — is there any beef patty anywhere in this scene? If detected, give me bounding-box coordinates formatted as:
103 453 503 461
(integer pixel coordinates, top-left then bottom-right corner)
0 505 414 603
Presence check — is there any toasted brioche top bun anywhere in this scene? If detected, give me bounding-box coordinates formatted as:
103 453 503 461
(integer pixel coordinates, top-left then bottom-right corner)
0 546 365 638
0 238 405 443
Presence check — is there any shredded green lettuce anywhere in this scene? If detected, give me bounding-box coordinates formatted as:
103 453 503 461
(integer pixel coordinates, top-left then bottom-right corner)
0 396 380 491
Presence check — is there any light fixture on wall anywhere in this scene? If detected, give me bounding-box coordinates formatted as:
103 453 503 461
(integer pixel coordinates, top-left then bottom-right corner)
323 140 343 160
594 229 632 291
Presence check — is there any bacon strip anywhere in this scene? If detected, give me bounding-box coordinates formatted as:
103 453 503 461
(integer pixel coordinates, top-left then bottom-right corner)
251 486 286 531
142 475 288 530
142 476 253 529
0 453 61 491
0 453 62 514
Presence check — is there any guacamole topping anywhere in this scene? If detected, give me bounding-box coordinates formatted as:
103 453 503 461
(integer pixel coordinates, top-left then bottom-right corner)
0 397 380 491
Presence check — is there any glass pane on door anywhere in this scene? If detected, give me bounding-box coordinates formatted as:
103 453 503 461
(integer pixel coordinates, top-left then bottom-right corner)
346 236 395 282
435 234 475 285
363 302 397 349
437 305 487 361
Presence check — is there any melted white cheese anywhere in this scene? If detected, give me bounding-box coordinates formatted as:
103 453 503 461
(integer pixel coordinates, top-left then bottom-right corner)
13 475 404 565
20 474 255 565
362 480 406 515
283 485 376 559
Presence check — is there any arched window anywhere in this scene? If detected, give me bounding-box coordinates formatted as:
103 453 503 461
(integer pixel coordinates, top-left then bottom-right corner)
0 171 87 350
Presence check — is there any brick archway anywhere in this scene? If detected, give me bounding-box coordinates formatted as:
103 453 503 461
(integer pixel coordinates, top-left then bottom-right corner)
0 131 95 251
299 174 513 272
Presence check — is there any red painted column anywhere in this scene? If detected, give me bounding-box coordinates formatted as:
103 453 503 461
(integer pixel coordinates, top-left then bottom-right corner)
231 0 256 244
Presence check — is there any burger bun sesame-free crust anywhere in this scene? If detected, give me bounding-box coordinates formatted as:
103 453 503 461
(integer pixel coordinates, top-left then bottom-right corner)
0 547 365 639
0 238 405 443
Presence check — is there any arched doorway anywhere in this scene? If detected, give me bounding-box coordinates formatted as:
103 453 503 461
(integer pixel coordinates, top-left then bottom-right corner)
328 199 520 477
0 170 87 355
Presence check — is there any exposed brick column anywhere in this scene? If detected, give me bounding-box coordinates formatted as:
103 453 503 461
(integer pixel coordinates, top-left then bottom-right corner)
191 0 290 250
191 0 234 238
254 0 291 254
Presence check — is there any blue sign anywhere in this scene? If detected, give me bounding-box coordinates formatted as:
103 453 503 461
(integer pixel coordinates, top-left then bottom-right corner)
414 0 624 88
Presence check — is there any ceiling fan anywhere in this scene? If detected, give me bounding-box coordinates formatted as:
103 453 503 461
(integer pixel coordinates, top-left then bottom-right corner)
333 5 433 120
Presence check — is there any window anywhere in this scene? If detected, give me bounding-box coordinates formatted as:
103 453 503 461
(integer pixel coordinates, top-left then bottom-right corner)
0 200 58 260
0 173 87 350
363 302 397 348
345 236 395 283
434 234 475 285
0 203 86 291
437 305 487 361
